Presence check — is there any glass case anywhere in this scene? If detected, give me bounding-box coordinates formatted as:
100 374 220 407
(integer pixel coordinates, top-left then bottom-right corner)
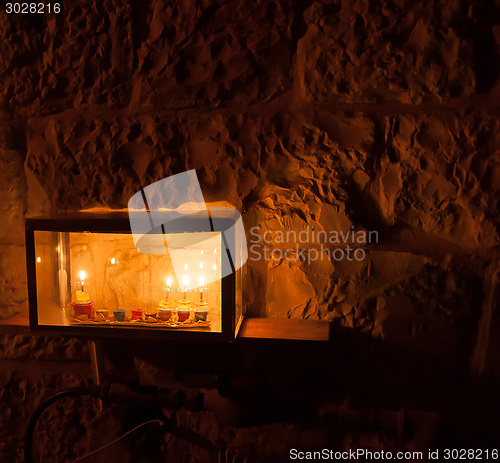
25 210 246 341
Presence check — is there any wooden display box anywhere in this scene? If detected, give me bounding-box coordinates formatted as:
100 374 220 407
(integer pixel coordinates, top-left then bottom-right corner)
25 210 246 342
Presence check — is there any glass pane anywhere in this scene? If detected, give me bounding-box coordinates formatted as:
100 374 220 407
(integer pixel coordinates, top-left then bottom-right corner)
34 230 222 333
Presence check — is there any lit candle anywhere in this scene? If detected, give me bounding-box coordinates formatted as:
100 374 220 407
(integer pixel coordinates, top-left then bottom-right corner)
110 257 116 265
79 271 86 292
165 276 172 301
199 277 204 302
36 257 41 263
213 263 217 271
183 275 189 300
200 261 203 270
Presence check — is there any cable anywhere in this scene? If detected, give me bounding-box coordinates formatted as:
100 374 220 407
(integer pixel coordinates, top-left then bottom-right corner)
24 382 249 462
69 419 163 463
218 447 251 463
24 386 98 463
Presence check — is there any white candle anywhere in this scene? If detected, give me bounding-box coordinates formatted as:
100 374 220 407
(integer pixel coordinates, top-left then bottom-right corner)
165 276 172 301
183 275 189 299
199 277 204 302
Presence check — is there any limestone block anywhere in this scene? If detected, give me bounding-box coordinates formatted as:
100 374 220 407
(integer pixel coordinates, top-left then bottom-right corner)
383 113 500 246
295 0 477 103
0 0 294 117
266 255 316 318
0 245 28 319
0 149 26 245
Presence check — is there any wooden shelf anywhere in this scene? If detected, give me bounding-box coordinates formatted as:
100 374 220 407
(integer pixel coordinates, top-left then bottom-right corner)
0 312 29 335
0 313 329 342
238 318 330 341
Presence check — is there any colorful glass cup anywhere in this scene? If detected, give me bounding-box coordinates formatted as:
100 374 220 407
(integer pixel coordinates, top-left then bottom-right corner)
113 309 126 322
71 301 93 317
158 307 173 321
194 303 209 322
144 310 157 319
131 308 143 320
177 307 191 322
95 309 109 318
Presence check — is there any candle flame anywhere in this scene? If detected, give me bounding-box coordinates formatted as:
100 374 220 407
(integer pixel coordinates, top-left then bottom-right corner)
183 275 189 288
213 263 217 271
79 271 86 282
36 257 41 263
110 258 116 265
166 276 172 288
200 261 203 269
200 277 204 288
184 263 188 271
214 248 217 254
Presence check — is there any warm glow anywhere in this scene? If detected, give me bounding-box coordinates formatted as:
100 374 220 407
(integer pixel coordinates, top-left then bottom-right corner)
79 271 86 282
200 261 203 269
183 275 189 288
214 248 217 254
200 277 204 289
213 263 217 271
166 276 172 288
36 257 41 263
184 263 188 271
110 257 116 265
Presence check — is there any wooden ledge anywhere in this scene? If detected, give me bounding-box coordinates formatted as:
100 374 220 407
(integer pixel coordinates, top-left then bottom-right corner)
238 318 330 341
0 313 330 342
0 312 30 335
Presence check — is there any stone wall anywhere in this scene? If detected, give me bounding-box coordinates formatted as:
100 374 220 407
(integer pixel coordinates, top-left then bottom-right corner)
0 0 499 461
2 0 499 367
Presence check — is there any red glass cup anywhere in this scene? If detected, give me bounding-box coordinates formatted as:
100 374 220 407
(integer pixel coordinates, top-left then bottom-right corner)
71 301 93 317
177 308 190 322
131 308 143 320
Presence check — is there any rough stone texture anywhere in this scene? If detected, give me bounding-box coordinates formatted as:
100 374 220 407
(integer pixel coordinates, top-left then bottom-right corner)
0 335 94 462
0 245 28 318
296 0 480 103
0 0 499 460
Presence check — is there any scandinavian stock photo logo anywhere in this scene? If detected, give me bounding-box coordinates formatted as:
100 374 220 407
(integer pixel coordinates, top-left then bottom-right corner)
247 225 378 263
